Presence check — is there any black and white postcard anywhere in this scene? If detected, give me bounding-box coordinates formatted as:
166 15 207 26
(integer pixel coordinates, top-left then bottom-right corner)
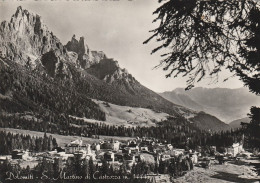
0 0 259 182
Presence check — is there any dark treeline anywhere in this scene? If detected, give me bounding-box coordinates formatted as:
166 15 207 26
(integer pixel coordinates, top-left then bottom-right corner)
0 113 243 150
0 131 58 155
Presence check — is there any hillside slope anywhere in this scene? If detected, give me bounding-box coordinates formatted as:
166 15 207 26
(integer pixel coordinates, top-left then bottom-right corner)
0 57 105 121
189 112 231 131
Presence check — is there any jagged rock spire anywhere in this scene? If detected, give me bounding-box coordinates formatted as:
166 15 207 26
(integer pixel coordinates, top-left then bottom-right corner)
65 35 106 69
0 6 66 65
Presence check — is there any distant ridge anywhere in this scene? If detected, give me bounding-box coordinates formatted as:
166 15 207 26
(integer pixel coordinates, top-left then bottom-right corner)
229 117 251 129
159 87 260 123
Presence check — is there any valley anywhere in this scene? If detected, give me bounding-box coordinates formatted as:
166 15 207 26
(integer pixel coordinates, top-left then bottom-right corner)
0 4 259 183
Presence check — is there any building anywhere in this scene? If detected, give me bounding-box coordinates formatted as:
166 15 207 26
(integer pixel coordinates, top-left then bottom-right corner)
123 146 139 154
140 146 149 152
154 144 167 153
0 156 11 163
12 149 24 159
11 150 30 160
104 151 115 162
189 153 198 164
91 143 100 151
65 139 91 154
226 143 244 157
165 149 185 157
166 144 173 150
115 152 124 162
124 154 135 167
160 154 171 161
101 141 120 151
112 141 120 151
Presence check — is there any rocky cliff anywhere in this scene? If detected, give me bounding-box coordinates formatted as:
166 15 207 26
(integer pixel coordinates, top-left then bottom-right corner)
65 35 106 69
86 58 136 84
0 6 66 65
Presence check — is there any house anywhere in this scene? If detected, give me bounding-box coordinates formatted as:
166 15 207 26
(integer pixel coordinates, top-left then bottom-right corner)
104 151 115 162
189 153 198 164
74 151 84 159
210 146 217 152
65 139 91 154
124 154 135 167
115 153 124 162
123 146 139 154
161 154 171 161
154 143 167 153
165 149 185 157
127 140 138 147
226 143 244 157
101 141 120 151
11 150 30 160
91 143 100 151
166 144 173 150
141 138 153 145
12 149 24 159
0 156 11 163
57 152 74 161
112 141 120 151
140 146 149 152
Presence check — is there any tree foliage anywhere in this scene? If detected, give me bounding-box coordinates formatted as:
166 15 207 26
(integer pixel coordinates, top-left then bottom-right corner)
145 0 259 92
0 131 58 155
145 0 260 147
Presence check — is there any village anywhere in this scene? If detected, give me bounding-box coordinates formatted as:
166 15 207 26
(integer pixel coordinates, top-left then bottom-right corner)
0 136 254 174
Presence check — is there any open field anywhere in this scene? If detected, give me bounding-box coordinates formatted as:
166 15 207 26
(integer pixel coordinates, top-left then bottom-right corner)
93 99 170 127
69 99 171 128
174 159 260 183
0 128 134 147
70 99 169 127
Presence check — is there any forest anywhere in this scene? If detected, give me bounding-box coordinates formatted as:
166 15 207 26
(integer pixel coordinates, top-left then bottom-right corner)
0 112 244 151
0 58 106 121
0 131 58 155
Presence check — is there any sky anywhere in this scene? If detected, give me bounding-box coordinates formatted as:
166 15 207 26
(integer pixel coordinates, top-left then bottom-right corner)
0 0 244 92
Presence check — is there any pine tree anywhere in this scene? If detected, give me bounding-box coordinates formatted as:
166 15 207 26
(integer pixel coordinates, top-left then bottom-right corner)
100 158 109 175
42 132 48 151
89 157 95 179
82 158 90 178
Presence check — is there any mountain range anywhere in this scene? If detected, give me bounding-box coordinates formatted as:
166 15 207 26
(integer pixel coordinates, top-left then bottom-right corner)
0 6 231 132
229 117 251 129
159 87 260 123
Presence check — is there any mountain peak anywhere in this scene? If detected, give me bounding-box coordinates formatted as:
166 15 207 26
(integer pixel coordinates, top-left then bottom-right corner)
0 6 65 65
79 36 85 41
65 35 106 69
15 6 23 16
